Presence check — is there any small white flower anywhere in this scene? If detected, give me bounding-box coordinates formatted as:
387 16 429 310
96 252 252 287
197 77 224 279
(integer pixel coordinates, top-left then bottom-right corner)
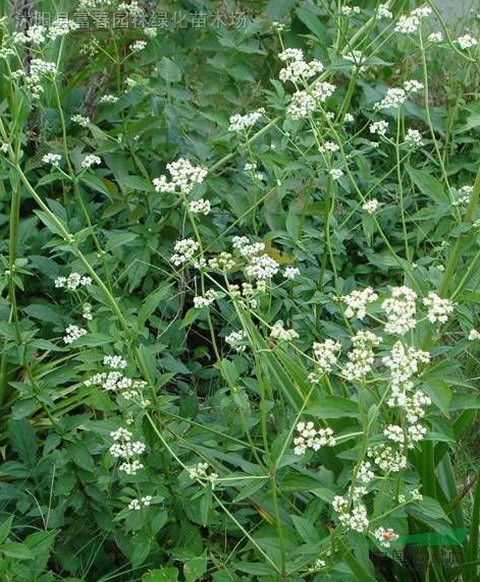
342 287 378 319
423 292 454 324
71 114 90 127
225 330 248 352
468 329 480 340
229 108 265 132
374 88 406 111
103 355 128 369
99 94 119 104
42 153 62 166
153 158 207 195
284 266 300 280
369 120 389 135
405 128 423 146
81 154 101 170
362 199 381 214
456 34 478 49
170 238 199 266
63 324 87 344
329 168 344 181
130 40 147 52
377 4 393 19
270 321 299 342
428 31 443 43
188 198 211 215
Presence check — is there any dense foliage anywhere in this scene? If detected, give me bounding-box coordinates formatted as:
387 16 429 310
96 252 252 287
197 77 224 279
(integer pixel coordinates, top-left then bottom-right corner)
0 0 480 580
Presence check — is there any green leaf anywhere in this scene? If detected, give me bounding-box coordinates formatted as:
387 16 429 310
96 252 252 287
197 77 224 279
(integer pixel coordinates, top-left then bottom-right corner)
266 0 295 20
142 568 179 582
295 6 326 39
33 210 67 238
0 517 13 545
291 515 320 544
159 57 182 83
184 551 207 582
1 542 34 560
105 231 139 251
407 167 450 204
80 175 113 198
23 304 64 326
8 419 37 467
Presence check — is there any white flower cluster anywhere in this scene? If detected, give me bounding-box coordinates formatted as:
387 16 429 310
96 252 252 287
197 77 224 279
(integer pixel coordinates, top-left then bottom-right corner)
422 292 454 324
193 289 218 308
99 94 119 104
170 238 199 266
358 460 375 484
55 272 92 290
377 3 393 19
278 48 324 83
244 254 280 280
382 341 430 393
187 462 218 487
71 114 90 127
82 302 93 320
369 120 389 135
48 18 79 39
12 25 47 45
398 488 423 503
384 423 426 448
63 324 87 344
374 527 399 548
367 443 407 472
343 330 382 381
188 198 211 215
130 40 147 52
382 286 417 335
332 496 369 532
243 161 264 181
342 287 378 319
207 252 236 271
85 371 133 391
104 355 128 369
340 5 360 16
19 59 57 98
225 330 248 352
228 108 265 132
394 5 431 34
109 427 146 475
319 141 340 154
233 236 265 257
118 0 144 15
287 81 336 120
153 158 208 195
270 321 299 342
284 266 300 279
81 154 101 170
287 90 316 119
329 168 344 181
468 329 480 341
293 422 336 455
374 88 406 111
456 34 478 49
362 199 381 214
226 281 266 309
42 153 62 166
404 79 423 93
128 495 152 510
311 339 342 375
428 31 443 43
405 128 423 146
